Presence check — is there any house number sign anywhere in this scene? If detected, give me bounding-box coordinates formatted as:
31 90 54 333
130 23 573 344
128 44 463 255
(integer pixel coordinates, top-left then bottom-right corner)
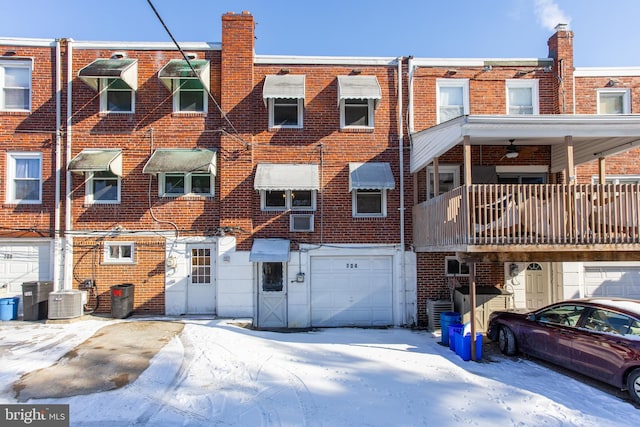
346 263 358 269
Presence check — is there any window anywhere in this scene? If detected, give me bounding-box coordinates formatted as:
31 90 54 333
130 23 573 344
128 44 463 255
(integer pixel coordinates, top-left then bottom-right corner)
506 79 539 115
427 165 460 199
0 60 31 111
159 173 214 197
6 152 41 204
174 79 206 113
269 97 303 128
262 262 284 292
497 173 547 184
445 257 470 276
101 78 134 113
104 242 134 264
341 98 374 128
597 89 630 114
353 189 386 217
536 305 585 326
592 175 640 185
86 171 120 204
261 190 316 211
437 79 469 123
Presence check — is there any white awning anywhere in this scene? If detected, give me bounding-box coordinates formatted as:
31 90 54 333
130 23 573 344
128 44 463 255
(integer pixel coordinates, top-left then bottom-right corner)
410 115 640 174
337 75 382 107
262 74 305 105
254 164 319 191
68 149 122 176
158 59 210 92
249 238 290 263
143 149 217 175
78 59 138 91
349 162 395 191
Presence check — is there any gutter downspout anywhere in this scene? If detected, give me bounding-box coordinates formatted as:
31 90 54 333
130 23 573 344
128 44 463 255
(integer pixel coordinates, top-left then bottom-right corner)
53 39 62 291
407 56 415 133
397 56 407 325
64 39 74 290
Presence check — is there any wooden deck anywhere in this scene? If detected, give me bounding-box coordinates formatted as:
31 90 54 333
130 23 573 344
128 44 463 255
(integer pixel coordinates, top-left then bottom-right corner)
413 184 640 261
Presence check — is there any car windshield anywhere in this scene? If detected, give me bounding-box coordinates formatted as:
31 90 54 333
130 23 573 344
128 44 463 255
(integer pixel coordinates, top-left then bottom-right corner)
536 305 585 327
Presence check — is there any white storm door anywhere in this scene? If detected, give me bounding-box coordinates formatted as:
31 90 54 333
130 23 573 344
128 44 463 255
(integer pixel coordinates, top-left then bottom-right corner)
258 262 287 328
187 245 216 314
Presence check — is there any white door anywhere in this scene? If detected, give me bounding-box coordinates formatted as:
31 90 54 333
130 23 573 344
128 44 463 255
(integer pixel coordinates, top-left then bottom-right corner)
311 256 393 327
525 262 549 309
0 242 52 294
584 266 640 299
258 262 287 328
186 245 216 314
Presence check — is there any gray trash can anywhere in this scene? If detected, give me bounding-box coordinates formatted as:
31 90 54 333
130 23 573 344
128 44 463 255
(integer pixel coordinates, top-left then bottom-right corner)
111 284 134 319
22 281 53 321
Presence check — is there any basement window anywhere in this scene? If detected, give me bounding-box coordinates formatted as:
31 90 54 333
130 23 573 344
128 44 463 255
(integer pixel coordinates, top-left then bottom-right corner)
104 242 134 264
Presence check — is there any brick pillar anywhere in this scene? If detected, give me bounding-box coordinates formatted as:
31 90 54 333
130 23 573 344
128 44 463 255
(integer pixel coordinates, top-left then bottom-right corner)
547 24 574 114
220 11 255 249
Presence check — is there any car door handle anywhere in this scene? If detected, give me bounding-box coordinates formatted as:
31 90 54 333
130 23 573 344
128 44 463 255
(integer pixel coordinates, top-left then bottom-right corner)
615 340 629 347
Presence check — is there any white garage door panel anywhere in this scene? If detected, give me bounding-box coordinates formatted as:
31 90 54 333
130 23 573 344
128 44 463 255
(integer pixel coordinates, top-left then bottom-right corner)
0 243 52 293
585 267 640 299
311 256 393 327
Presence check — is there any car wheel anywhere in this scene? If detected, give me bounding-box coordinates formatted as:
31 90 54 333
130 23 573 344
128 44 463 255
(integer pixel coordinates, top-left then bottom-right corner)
627 368 640 404
498 326 517 356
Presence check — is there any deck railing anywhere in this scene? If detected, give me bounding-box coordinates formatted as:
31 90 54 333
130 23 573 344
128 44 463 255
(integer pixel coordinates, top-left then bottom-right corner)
413 184 640 248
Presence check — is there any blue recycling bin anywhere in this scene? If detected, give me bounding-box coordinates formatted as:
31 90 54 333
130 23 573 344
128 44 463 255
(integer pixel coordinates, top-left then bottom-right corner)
456 332 483 361
448 324 464 351
440 311 461 346
0 297 19 321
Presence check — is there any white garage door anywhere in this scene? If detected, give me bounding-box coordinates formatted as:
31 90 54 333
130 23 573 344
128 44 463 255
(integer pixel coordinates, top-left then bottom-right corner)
311 256 393 327
0 242 52 294
584 266 640 299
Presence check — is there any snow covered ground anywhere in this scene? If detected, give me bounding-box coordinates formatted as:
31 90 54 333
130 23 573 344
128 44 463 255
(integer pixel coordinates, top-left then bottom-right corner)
0 317 638 426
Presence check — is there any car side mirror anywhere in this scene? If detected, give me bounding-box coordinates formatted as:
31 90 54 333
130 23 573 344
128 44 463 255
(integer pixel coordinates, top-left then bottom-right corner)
526 313 537 322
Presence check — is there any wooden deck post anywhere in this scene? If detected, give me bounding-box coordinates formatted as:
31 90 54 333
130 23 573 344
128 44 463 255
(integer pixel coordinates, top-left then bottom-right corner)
470 260 477 361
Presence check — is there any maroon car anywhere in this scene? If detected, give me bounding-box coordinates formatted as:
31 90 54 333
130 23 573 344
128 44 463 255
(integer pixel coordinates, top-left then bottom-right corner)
487 298 640 404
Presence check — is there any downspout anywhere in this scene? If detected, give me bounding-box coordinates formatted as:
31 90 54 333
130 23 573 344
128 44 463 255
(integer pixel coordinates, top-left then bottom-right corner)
64 39 74 290
407 56 414 133
397 57 407 325
53 39 62 291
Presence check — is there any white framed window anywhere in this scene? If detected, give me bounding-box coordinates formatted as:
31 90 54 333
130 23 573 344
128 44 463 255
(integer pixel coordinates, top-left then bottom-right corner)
352 189 387 217
340 98 375 129
100 78 134 113
104 242 134 264
597 89 630 114
427 164 460 199
592 175 640 185
445 256 470 276
6 152 41 204
173 79 207 113
159 173 214 197
269 98 303 128
260 190 316 211
436 79 469 124
86 171 121 204
0 60 32 112
506 79 539 115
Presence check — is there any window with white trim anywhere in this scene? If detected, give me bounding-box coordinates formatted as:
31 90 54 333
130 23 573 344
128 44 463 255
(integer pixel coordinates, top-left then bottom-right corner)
159 173 213 197
6 152 41 204
173 79 207 113
592 175 640 185
506 79 539 115
436 79 469 123
269 97 303 128
352 189 387 217
597 89 630 114
260 190 316 211
100 78 134 113
86 171 120 204
445 256 470 276
341 98 374 128
104 242 134 264
427 164 460 199
0 60 31 112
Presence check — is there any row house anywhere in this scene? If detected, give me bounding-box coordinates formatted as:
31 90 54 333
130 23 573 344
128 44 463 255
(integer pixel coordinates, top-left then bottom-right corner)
2 13 639 330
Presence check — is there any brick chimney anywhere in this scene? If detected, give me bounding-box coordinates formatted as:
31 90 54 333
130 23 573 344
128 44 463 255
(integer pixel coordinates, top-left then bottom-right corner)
547 23 574 114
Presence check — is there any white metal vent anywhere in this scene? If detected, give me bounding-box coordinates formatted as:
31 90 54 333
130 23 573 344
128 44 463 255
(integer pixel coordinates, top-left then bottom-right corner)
427 299 453 332
290 214 314 232
48 290 84 319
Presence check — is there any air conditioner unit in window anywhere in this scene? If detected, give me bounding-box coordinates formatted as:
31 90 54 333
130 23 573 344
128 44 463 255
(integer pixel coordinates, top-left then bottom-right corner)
290 214 314 232
48 290 84 320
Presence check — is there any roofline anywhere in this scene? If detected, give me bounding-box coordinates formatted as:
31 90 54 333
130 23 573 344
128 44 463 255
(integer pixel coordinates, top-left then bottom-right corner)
0 37 57 47
71 40 221 51
255 55 398 66
575 67 640 77
410 58 553 67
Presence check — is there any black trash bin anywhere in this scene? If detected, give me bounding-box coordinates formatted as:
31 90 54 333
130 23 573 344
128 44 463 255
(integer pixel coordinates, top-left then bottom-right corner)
111 283 134 319
22 281 54 321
